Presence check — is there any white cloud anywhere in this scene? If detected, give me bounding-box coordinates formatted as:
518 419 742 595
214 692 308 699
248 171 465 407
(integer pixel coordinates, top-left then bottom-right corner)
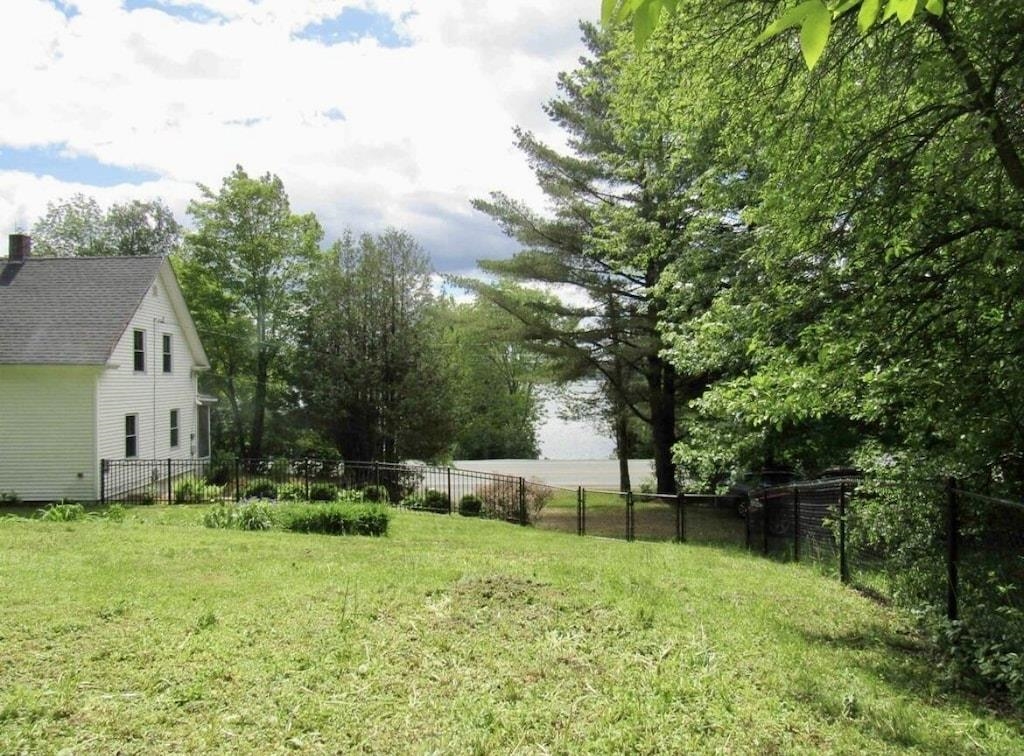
0 0 598 271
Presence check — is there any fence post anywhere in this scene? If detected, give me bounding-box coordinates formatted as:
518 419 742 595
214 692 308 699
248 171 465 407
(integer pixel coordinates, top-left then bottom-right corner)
447 468 453 515
100 459 107 504
304 461 310 500
793 485 801 563
676 492 685 543
577 486 583 536
762 490 769 555
946 477 960 622
234 458 241 502
581 487 587 536
744 495 751 549
626 491 634 541
518 477 527 526
839 482 849 584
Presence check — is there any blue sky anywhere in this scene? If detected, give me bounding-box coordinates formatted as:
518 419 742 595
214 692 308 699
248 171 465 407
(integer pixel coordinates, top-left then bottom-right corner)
293 6 412 48
0 145 160 187
0 0 595 274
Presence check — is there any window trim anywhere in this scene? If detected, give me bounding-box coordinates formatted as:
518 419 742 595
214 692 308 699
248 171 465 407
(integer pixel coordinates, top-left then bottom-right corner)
125 414 138 458
169 409 179 449
162 333 172 373
133 329 146 373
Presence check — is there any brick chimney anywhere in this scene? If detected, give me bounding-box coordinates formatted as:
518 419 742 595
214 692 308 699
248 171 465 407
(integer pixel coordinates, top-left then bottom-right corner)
8 234 31 262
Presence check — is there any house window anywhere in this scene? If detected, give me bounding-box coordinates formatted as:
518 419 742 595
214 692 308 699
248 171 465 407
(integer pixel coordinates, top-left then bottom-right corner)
133 330 146 372
125 415 138 458
162 334 172 373
170 409 179 448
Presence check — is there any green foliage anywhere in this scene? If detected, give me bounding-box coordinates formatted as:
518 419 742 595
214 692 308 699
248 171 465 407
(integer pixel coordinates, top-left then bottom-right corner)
294 230 454 463
235 502 276 531
36 503 87 522
29 195 181 258
242 478 277 500
180 165 324 459
276 482 306 502
202 501 390 536
457 494 483 518
202 504 238 530
202 501 276 531
467 23 693 492
173 479 223 504
101 504 127 523
442 297 545 460
361 484 389 503
275 503 390 537
605 0 945 68
416 489 450 513
0 490 20 505
308 482 339 502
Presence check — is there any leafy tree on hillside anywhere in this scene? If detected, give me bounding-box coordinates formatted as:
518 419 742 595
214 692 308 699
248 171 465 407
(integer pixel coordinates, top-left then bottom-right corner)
622 3 1024 489
179 166 323 459
443 293 546 460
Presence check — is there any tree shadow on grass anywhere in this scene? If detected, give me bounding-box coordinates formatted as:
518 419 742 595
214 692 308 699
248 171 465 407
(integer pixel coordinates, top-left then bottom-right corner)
791 622 1023 752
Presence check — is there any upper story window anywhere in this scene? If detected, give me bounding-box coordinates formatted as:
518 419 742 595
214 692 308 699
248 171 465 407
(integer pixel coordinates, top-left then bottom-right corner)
133 330 145 372
162 334 172 373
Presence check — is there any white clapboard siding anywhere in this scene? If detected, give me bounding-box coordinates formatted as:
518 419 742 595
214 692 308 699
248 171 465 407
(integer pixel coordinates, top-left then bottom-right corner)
96 266 200 470
0 365 100 501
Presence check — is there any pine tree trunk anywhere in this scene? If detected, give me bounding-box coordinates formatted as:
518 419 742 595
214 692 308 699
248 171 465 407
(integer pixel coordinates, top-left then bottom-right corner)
647 356 677 495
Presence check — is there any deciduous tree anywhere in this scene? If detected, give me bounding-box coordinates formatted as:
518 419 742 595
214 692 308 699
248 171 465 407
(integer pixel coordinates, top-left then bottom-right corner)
180 166 322 459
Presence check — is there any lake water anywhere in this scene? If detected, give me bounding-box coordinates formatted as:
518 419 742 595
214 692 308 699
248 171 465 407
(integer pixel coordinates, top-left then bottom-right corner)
535 384 615 460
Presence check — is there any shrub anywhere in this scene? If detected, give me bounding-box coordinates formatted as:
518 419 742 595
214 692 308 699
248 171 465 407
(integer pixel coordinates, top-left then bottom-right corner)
1 490 21 504
235 501 276 531
102 504 127 523
473 479 553 523
173 479 223 504
274 503 390 536
458 494 483 517
37 503 87 522
203 504 239 530
242 478 277 499
202 501 389 537
361 484 389 503
422 489 450 513
277 482 306 502
308 482 339 502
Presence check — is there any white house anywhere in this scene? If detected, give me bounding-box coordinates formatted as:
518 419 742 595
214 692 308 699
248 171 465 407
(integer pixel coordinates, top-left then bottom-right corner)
0 234 212 502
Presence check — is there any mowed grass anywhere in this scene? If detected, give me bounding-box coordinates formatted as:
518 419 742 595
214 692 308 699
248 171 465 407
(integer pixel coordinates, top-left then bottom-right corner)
1 507 1021 754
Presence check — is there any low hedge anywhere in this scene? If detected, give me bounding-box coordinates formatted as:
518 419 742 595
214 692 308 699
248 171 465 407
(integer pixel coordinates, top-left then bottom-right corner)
277 502 389 535
203 501 389 537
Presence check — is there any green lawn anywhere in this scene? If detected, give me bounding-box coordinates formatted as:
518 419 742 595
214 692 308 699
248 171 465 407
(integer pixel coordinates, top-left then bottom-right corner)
1 506 1021 754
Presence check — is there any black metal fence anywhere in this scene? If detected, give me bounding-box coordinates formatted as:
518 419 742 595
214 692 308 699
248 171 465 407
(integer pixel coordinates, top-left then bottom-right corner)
744 477 1024 636
101 458 534 524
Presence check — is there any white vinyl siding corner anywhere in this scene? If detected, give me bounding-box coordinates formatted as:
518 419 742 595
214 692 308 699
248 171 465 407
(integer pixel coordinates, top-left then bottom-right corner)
96 273 200 466
0 365 99 501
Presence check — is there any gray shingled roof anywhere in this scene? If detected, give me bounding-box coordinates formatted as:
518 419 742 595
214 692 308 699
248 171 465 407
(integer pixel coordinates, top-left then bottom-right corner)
0 256 166 365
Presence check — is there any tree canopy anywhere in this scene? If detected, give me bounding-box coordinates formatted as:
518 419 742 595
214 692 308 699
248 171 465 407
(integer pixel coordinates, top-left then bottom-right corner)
30 195 181 257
